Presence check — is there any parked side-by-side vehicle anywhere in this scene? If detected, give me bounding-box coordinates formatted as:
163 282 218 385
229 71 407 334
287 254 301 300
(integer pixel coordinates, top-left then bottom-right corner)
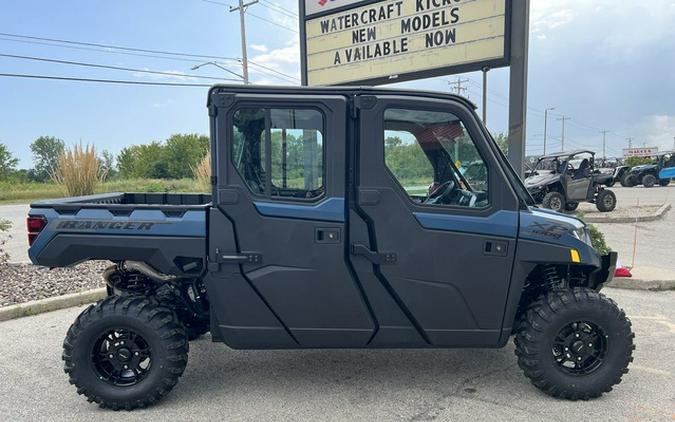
623 151 675 187
524 150 617 213
27 86 633 410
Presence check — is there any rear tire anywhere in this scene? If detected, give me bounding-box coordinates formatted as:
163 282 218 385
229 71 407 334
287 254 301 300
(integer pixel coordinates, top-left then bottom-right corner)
515 288 634 400
542 192 565 213
604 179 616 187
63 295 189 410
620 174 635 187
659 179 671 187
564 202 579 212
596 190 616 212
643 174 657 188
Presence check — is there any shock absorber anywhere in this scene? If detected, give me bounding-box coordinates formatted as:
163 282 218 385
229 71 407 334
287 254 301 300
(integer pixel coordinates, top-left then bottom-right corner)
542 265 563 287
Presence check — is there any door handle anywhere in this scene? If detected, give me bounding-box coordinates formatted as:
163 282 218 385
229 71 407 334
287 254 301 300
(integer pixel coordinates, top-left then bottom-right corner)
351 243 397 265
483 240 508 257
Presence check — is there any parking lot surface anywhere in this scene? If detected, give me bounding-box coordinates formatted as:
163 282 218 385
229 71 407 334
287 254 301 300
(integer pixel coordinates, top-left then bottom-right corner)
0 288 672 422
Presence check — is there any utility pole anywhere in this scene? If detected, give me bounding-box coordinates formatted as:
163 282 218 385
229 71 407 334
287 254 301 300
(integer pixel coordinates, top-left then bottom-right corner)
481 67 490 124
557 115 571 151
543 107 555 155
627 137 633 148
448 77 469 97
229 0 259 84
600 130 609 160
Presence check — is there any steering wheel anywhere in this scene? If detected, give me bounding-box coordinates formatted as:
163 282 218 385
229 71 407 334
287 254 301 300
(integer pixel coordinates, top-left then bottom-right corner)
424 180 455 204
424 180 479 207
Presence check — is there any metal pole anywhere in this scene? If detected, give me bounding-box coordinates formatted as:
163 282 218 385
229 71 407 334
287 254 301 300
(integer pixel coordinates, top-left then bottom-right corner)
601 130 609 160
543 107 555 155
482 67 489 124
557 116 570 151
230 0 258 84
543 109 548 155
507 0 530 177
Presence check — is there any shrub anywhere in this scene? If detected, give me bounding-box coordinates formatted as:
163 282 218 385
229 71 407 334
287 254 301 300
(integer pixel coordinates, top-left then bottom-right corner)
587 223 611 255
193 151 211 192
52 143 106 196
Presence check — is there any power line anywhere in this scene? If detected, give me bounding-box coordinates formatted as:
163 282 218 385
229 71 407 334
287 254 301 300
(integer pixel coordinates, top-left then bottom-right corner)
0 52 240 81
0 34 299 83
0 31 240 62
259 0 298 18
0 72 211 87
200 0 298 33
248 60 299 82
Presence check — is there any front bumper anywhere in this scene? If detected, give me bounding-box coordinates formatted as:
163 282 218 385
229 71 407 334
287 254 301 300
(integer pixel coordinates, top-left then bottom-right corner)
590 251 618 288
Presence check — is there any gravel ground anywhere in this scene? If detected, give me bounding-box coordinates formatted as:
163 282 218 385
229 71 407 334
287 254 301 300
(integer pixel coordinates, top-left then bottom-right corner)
0 261 108 307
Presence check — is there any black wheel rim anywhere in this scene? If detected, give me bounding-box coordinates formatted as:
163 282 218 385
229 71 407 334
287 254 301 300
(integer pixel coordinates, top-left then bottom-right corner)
603 195 614 208
91 328 152 386
552 321 607 375
550 197 562 211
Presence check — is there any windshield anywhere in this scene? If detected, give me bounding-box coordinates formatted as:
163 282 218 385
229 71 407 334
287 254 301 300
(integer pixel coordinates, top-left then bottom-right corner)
535 157 562 172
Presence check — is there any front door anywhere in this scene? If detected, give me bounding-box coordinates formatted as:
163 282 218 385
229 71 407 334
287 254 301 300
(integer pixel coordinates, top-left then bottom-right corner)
352 95 520 347
212 93 374 347
565 153 593 201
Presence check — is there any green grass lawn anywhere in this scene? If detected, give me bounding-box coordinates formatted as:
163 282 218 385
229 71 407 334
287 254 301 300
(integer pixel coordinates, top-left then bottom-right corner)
0 178 204 204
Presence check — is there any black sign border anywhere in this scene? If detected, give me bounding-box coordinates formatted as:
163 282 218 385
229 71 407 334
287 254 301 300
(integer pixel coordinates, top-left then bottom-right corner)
299 0 512 86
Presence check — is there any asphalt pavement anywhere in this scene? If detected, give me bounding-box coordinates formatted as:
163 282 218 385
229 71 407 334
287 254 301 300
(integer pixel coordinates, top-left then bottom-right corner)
0 288 673 421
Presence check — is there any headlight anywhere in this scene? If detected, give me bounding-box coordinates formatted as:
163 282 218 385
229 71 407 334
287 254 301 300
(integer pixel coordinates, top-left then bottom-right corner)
572 227 592 245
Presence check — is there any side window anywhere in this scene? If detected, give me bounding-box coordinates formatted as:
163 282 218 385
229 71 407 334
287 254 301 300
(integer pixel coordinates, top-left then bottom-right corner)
232 107 325 200
383 108 489 208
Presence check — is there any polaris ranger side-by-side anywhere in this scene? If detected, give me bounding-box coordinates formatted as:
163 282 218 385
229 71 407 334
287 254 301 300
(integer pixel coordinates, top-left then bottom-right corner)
27 86 633 410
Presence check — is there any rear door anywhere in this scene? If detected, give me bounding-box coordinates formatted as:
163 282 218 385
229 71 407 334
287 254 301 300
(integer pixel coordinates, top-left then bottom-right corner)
351 95 520 347
212 92 374 347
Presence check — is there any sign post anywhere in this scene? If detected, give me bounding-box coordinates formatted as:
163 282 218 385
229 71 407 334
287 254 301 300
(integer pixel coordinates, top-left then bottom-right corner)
507 0 529 177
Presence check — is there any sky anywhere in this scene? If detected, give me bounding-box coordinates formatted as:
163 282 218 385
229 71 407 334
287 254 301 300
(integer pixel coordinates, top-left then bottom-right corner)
1 0 675 168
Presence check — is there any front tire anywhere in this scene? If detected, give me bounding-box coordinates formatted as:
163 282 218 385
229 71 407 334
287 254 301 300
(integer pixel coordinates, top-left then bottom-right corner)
596 190 617 212
63 295 189 410
542 191 566 212
515 288 634 400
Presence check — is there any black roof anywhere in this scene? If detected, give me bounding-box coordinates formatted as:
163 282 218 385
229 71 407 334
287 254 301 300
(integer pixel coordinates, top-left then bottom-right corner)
537 150 596 160
207 84 477 110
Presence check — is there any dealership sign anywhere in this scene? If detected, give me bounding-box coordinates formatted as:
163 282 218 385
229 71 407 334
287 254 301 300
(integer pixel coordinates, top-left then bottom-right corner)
299 0 511 85
623 147 659 157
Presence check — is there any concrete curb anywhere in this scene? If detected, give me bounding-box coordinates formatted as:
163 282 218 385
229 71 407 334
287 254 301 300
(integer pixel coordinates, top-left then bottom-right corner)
0 288 107 322
583 203 671 224
606 278 675 292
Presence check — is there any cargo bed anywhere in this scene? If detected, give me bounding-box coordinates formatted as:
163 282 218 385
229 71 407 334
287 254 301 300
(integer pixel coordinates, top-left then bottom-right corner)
28 192 211 275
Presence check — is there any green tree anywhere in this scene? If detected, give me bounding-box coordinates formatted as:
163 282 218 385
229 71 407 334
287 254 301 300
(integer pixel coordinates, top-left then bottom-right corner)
0 143 19 180
30 136 65 182
164 134 209 179
493 132 508 154
624 156 653 167
118 142 168 179
100 150 116 179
